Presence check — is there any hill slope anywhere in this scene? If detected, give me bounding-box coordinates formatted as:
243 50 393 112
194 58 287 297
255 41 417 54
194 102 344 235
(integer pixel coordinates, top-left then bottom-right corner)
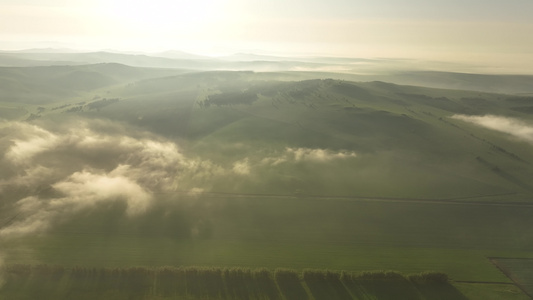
4 69 531 200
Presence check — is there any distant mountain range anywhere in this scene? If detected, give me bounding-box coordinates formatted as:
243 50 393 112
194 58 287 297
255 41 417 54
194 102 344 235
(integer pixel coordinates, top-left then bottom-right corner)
1 49 533 94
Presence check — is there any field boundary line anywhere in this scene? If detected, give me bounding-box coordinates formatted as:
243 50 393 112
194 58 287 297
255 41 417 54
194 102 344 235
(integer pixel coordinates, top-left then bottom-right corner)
454 280 514 285
159 190 533 207
488 257 533 260
489 257 533 299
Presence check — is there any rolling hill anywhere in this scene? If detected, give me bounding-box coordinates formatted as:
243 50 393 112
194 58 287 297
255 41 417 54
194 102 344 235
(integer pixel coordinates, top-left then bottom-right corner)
1 63 533 299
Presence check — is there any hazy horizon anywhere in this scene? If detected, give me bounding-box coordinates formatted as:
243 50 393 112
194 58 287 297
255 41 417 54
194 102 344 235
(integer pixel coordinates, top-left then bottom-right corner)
1 0 533 73
3 3 533 296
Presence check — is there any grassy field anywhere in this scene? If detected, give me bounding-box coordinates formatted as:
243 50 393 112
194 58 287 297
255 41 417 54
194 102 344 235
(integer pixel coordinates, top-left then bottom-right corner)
2 65 533 298
5 195 533 289
491 258 533 297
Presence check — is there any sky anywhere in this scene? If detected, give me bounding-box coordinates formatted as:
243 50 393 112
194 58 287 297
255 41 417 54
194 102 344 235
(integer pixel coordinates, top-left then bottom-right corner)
1 0 533 70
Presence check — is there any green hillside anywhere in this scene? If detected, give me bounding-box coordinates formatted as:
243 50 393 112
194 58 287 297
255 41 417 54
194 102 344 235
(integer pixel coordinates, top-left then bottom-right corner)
1 66 533 299
84 72 533 200
0 64 186 104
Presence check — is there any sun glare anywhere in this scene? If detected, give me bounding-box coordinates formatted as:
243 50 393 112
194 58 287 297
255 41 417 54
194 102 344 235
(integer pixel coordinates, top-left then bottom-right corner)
103 0 224 36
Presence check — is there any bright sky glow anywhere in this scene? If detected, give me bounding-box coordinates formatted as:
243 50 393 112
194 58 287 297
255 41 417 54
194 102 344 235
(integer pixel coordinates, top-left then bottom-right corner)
1 0 533 71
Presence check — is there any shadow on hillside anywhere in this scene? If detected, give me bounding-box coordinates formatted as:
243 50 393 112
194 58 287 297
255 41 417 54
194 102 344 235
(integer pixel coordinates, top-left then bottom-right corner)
253 269 282 300
414 282 469 300
343 278 421 300
304 277 353 300
275 270 309 300
1 265 472 300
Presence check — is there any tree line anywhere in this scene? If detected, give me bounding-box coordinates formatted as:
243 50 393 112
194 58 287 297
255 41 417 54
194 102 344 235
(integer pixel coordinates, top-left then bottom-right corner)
1 264 450 299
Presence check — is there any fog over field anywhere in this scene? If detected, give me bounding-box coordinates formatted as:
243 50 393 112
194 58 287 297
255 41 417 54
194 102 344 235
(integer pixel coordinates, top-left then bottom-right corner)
1 62 533 298
1 119 211 235
452 115 533 144
0 117 364 238
2 1 533 299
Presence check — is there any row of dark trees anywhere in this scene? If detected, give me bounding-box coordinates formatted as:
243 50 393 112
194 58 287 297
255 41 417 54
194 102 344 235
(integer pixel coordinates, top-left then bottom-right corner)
1 264 450 300
201 91 258 107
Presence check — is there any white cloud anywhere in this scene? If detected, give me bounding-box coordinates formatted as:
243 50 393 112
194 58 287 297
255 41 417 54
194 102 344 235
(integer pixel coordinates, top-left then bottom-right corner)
232 158 251 175
262 147 357 165
0 121 359 238
451 114 533 144
0 170 152 237
288 147 357 161
53 171 152 216
0 120 221 237
5 123 59 165
1 121 193 190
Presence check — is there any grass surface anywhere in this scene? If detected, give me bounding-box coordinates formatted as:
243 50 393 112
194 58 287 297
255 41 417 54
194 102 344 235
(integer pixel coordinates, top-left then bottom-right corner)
2 67 533 299
491 258 533 298
455 283 530 300
5 196 533 284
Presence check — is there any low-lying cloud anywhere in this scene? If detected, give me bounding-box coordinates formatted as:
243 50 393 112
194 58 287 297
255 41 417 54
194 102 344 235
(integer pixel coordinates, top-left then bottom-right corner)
5 123 59 165
451 114 533 144
2 171 151 237
0 120 219 237
0 120 359 238
232 158 251 175
262 147 357 166
288 147 357 161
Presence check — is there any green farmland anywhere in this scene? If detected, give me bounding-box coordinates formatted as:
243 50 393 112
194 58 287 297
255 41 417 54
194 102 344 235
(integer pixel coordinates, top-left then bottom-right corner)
1 64 533 299
491 258 533 297
4 196 533 281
